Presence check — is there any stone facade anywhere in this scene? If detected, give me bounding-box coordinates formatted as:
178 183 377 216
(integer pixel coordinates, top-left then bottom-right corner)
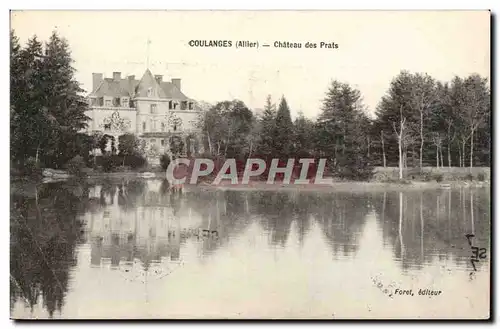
84 69 204 164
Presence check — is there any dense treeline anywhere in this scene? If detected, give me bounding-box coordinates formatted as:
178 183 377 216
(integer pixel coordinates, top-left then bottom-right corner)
10 30 90 170
374 71 491 179
198 71 490 180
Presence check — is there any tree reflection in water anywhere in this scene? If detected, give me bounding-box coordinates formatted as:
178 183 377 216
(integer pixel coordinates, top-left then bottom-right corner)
371 188 490 272
10 183 85 318
10 179 490 317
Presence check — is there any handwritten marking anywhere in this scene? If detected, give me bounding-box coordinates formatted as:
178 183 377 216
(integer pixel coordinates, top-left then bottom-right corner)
465 234 487 276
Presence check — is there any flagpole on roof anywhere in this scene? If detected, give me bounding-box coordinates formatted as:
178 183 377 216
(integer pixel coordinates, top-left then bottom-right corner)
147 38 151 69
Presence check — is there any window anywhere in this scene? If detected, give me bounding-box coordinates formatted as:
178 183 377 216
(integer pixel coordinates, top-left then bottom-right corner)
142 122 146 132
173 102 178 109
150 104 157 114
151 139 156 145
98 97 104 106
161 139 165 146
161 122 165 132
189 102 193 110
181 101 187 110
105 99 112 107
121 98 129 107
113 97 120 106
147 87 152 97
169 101 173 110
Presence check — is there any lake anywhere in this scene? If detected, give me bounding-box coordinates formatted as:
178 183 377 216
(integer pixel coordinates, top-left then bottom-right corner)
10 179 491 319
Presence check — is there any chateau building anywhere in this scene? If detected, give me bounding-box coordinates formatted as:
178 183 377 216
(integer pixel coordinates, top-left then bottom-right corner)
85 69 205 163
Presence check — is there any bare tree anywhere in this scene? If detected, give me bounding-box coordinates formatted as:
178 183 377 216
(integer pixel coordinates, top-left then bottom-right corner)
410 74 437 168
431 132 444 168
380 130 386 168
392 106 407 179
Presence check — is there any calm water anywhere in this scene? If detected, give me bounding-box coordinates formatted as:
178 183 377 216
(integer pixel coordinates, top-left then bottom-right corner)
10 179 490 319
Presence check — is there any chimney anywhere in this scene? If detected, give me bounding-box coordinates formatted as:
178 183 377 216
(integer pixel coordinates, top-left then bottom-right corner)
155 75 163 84
113 72 121 81
128 75 135 81
92 73 103 92
171 78 181 91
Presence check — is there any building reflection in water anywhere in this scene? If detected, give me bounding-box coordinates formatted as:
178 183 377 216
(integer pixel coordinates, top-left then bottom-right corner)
85 180 194 274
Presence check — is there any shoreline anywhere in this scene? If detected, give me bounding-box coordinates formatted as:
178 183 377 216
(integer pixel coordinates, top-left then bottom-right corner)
11 172 490 195
189 180 490 192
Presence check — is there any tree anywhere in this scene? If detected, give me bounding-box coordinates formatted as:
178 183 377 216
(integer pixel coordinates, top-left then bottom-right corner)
461 75 490 168
118 133 140 165
200 100 253 159
274 96 294 159
246 116 261 157
11 34 46 166
169 135 185 158
392 106 407 179
39 32 90 166
10 31 90 169
408 73 437 168
380 130 387 167
316 80 373 180
293 111 315 158
434 82 455 167
257 95 277 160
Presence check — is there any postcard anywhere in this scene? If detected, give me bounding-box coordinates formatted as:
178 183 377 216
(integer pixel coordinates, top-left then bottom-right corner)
10 10 491 319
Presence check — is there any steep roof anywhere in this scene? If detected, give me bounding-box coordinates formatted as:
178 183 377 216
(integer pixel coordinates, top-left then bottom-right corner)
90 69 189 101
92 78 137 98
134 69 168 98
160 81 188 100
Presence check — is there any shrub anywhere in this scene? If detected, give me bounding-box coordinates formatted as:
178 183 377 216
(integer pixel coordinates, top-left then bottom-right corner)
101 155 116 172
433 173 444 183
419 171 433 182
23 157 42 177
67 155 86 177
125 154 147 170
382 177 412 184
334 154 374 181
477 172 486 181
160 153 171 171
116 165 131 172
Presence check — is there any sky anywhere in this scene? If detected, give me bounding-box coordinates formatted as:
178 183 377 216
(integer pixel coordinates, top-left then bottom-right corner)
11 10 490 119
